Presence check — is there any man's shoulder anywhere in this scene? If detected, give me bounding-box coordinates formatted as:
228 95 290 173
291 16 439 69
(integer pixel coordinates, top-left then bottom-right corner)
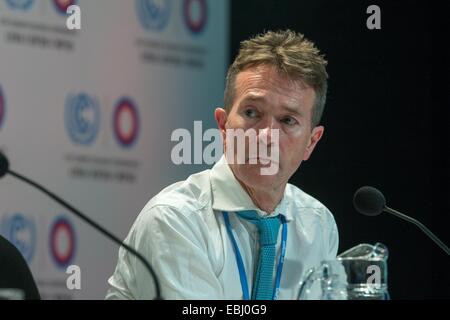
286 183 334 218
140 168 213 219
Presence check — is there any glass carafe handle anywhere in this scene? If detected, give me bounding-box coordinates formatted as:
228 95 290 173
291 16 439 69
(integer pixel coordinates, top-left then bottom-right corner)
297 263 330 300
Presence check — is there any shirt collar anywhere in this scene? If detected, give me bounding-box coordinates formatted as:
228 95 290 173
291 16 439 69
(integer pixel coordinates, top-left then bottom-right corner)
210 156 293 221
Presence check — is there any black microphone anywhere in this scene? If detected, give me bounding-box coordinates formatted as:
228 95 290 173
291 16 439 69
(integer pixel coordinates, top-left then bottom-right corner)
353 186 450 256
0 151 162 299
0 234 41 300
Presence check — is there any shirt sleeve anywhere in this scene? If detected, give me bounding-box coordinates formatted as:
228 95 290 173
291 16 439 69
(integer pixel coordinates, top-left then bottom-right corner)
107 205 224 300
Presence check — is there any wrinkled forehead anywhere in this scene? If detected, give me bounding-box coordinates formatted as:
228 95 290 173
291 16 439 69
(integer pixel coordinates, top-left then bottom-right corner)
233 65 315 110
235 64 310 95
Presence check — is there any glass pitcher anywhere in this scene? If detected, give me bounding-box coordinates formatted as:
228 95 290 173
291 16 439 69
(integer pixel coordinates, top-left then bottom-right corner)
297 242 389 300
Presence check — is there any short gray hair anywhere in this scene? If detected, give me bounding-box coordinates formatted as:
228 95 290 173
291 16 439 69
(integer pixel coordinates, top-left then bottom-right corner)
224 30 329 127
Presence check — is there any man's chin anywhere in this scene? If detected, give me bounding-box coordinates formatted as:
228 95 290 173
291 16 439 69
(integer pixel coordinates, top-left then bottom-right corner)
238 164 282 185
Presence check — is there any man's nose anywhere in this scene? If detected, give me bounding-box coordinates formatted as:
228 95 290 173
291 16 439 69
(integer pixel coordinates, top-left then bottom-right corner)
258 118 278 146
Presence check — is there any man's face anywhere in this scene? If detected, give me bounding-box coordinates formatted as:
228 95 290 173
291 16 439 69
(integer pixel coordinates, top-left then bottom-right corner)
215 64 324 192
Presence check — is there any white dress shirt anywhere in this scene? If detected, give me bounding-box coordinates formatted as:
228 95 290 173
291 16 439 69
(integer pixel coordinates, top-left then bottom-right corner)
105 156 339 300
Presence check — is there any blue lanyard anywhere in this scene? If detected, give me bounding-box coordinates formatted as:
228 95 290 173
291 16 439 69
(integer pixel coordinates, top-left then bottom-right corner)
223 211 288 300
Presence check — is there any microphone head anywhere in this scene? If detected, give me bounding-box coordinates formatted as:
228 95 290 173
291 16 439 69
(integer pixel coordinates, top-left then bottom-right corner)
353 186 386 216
0 151 9 178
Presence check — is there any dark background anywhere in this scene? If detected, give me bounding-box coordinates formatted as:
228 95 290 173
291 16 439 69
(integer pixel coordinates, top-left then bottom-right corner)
230 0 449 299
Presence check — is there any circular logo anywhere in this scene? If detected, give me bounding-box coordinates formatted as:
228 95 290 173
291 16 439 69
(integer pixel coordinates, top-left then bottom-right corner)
113 98 140 148
49 216 76 268
52 0 77 15
1 213 36 263
136 0 171 31
5 0 35 10
183 0 207 34
65 93 100 146
0 86 5 129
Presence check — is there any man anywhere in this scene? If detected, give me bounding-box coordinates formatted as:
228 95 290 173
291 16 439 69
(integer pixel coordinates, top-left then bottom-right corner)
106 30 338 300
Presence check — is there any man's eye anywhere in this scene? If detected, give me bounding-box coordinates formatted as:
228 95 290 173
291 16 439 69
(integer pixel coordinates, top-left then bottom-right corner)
244 109 258 118
281 117 297 126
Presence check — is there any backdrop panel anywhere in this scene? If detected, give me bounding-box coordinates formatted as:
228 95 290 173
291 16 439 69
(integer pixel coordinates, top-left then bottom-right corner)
0 0 229 299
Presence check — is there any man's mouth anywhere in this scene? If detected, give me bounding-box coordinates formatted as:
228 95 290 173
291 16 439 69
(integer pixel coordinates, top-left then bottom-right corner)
246 157 279 165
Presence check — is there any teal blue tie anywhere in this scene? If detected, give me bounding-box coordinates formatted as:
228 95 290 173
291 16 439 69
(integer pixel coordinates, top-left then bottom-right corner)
237 210 281 300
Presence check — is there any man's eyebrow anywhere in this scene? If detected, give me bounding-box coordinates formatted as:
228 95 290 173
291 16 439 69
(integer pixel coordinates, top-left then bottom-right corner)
240 94 267 103
281 105 304 117
240 94 305 117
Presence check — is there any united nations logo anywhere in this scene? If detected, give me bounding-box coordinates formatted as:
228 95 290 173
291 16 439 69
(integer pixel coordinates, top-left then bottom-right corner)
136 0 171 31
1 213 37 263
0 85 5 129
65 93 100 146
5 0 35 10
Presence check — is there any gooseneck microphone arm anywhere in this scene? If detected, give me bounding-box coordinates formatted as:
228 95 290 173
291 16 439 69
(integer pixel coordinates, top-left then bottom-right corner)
383 206 450 256
1 153 162 299
354 186 450 257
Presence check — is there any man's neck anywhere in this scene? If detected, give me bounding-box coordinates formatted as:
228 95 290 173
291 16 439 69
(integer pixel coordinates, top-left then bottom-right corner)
238 180 285 215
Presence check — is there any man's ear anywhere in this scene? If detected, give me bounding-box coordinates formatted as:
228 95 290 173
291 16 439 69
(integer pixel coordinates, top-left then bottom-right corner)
214 108 227 140
303 125 324 161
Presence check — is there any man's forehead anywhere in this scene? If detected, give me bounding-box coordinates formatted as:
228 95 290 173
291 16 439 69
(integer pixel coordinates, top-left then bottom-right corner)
234 66 315 108
235 65 311 96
